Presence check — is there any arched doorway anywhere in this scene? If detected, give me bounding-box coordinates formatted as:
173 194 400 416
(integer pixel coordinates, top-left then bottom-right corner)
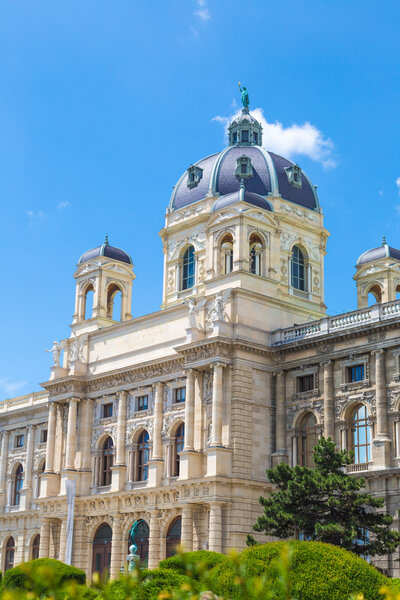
128 520 149 566
92 524 112 576
32 534 40 560
166 516 181 558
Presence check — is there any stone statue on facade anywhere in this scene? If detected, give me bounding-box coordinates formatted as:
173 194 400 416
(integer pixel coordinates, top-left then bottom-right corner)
126 520 141 572
206 289 232 327
45 341 63 366
69 333 85 363
184 297 206 328
238 82 249 109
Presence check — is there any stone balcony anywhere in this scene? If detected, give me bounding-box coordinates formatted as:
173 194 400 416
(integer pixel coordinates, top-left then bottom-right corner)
271 299 400 346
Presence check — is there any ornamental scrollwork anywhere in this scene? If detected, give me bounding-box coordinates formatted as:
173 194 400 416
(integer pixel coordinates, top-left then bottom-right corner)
162 412 184 438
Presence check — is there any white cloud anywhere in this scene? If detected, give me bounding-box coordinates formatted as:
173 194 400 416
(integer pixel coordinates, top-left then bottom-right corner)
212 107 336 169
396 177 400 195
0 378 27 397
57 200 70 210
195 0 211 22
27 209 46 220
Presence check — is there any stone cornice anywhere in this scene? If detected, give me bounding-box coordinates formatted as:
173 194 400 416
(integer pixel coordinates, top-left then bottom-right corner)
175 338 233 367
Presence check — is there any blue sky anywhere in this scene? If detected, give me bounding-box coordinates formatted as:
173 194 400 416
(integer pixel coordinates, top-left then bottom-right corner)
1 0 400 397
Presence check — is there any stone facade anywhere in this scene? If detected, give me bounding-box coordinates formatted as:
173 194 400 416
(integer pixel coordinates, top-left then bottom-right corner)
2 106 400 577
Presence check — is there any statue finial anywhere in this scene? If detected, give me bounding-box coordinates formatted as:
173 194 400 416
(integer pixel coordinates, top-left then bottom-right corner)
238 82 250 110
382 235 387 246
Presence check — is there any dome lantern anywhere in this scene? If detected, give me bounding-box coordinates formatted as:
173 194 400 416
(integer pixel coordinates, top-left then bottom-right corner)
228 107 263 147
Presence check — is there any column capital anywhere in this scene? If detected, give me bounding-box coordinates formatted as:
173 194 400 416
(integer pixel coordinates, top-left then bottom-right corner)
117 390 128 400
69 397 80 404
320 359 332 367
274 370 285 378
371 348 385 356
213 361 226 370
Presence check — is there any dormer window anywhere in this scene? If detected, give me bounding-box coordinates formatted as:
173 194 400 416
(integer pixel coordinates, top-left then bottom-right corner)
285 164 302 188
232 131 238 144
253 131 259 144
241 130 249 143
187 165 203 189
235 155 253 180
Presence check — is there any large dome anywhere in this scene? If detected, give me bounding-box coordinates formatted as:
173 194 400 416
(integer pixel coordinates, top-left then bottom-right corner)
169 109 319 214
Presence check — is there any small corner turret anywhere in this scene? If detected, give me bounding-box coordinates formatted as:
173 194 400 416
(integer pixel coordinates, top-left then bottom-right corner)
354 236 400 308
71 236 135 335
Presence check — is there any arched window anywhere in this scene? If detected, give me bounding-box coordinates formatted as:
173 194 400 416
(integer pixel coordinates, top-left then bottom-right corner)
13 464 23 506
101 437 114 487
174 424 185 477
137 431 150 482
249 234 263 276
182 246 195 290
351 404 371 464
84 284 94 320
298 413 317 467
92 524 112 576
106 284 122 321
166 517 182 558
4 537 15 572
367 284 382 306
220 234 233 275
32 534 40 560
291 246 306 291
128 520 149 565
396 285 400 300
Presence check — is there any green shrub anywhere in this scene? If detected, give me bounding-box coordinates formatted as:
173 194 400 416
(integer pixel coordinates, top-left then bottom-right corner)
210 541 390 600
1 558 86 593
159 550 226 577
109 569 191 600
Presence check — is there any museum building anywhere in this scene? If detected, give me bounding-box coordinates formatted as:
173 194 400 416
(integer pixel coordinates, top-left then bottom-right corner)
2 102 400 576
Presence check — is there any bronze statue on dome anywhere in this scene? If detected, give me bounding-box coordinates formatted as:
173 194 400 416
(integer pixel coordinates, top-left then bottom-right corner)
238 82 249 109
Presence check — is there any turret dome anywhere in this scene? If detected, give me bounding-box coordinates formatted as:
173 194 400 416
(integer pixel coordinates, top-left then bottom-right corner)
356 236 400 266
78 236 133 265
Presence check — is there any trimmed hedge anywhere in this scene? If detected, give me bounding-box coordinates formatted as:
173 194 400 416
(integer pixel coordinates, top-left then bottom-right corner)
1 558 86 592
109 568 191 600
159 550 226 577
210 541 390 600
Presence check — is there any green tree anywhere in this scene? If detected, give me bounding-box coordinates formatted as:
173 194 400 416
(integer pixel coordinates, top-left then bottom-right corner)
249 437 400 557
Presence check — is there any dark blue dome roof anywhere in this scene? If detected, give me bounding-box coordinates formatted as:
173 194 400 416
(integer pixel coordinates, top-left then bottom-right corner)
170 145 319 213
78 236 132 265
357 238 400 266
211 187 273 212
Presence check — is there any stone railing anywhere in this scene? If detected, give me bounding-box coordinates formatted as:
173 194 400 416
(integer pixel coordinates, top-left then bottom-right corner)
346 462 370 473
0 391 48 412
271 299 400 346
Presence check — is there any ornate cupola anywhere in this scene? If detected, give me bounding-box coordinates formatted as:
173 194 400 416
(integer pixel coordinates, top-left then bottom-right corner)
71 236 135 335
228 108 263 146
354 236 400 308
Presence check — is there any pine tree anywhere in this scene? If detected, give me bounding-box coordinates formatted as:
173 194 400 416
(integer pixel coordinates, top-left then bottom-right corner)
249 437 400 556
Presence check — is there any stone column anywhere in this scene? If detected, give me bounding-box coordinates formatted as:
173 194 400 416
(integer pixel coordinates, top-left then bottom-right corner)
45 404 57 473
275 371 287 453
291 436 297 466
208 502 223 553
194 372 203 451
39 519 51 558
23 425 35 491
323 361 335 440
396 421 400 458
115 391 127 465
373 349 391 467
0 431 9 494
148 511 160 569
184 370 195 451
110 517 122 579
375 350 388 437
181 505 193 552
65 398 79 470
59 518 67 563
152 383 163 460
211 363 224 446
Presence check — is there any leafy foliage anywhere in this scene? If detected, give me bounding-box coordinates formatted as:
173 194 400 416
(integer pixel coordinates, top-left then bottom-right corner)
210 541 390 600
250 437 400 556
159 550 226 577
1 558 86 594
